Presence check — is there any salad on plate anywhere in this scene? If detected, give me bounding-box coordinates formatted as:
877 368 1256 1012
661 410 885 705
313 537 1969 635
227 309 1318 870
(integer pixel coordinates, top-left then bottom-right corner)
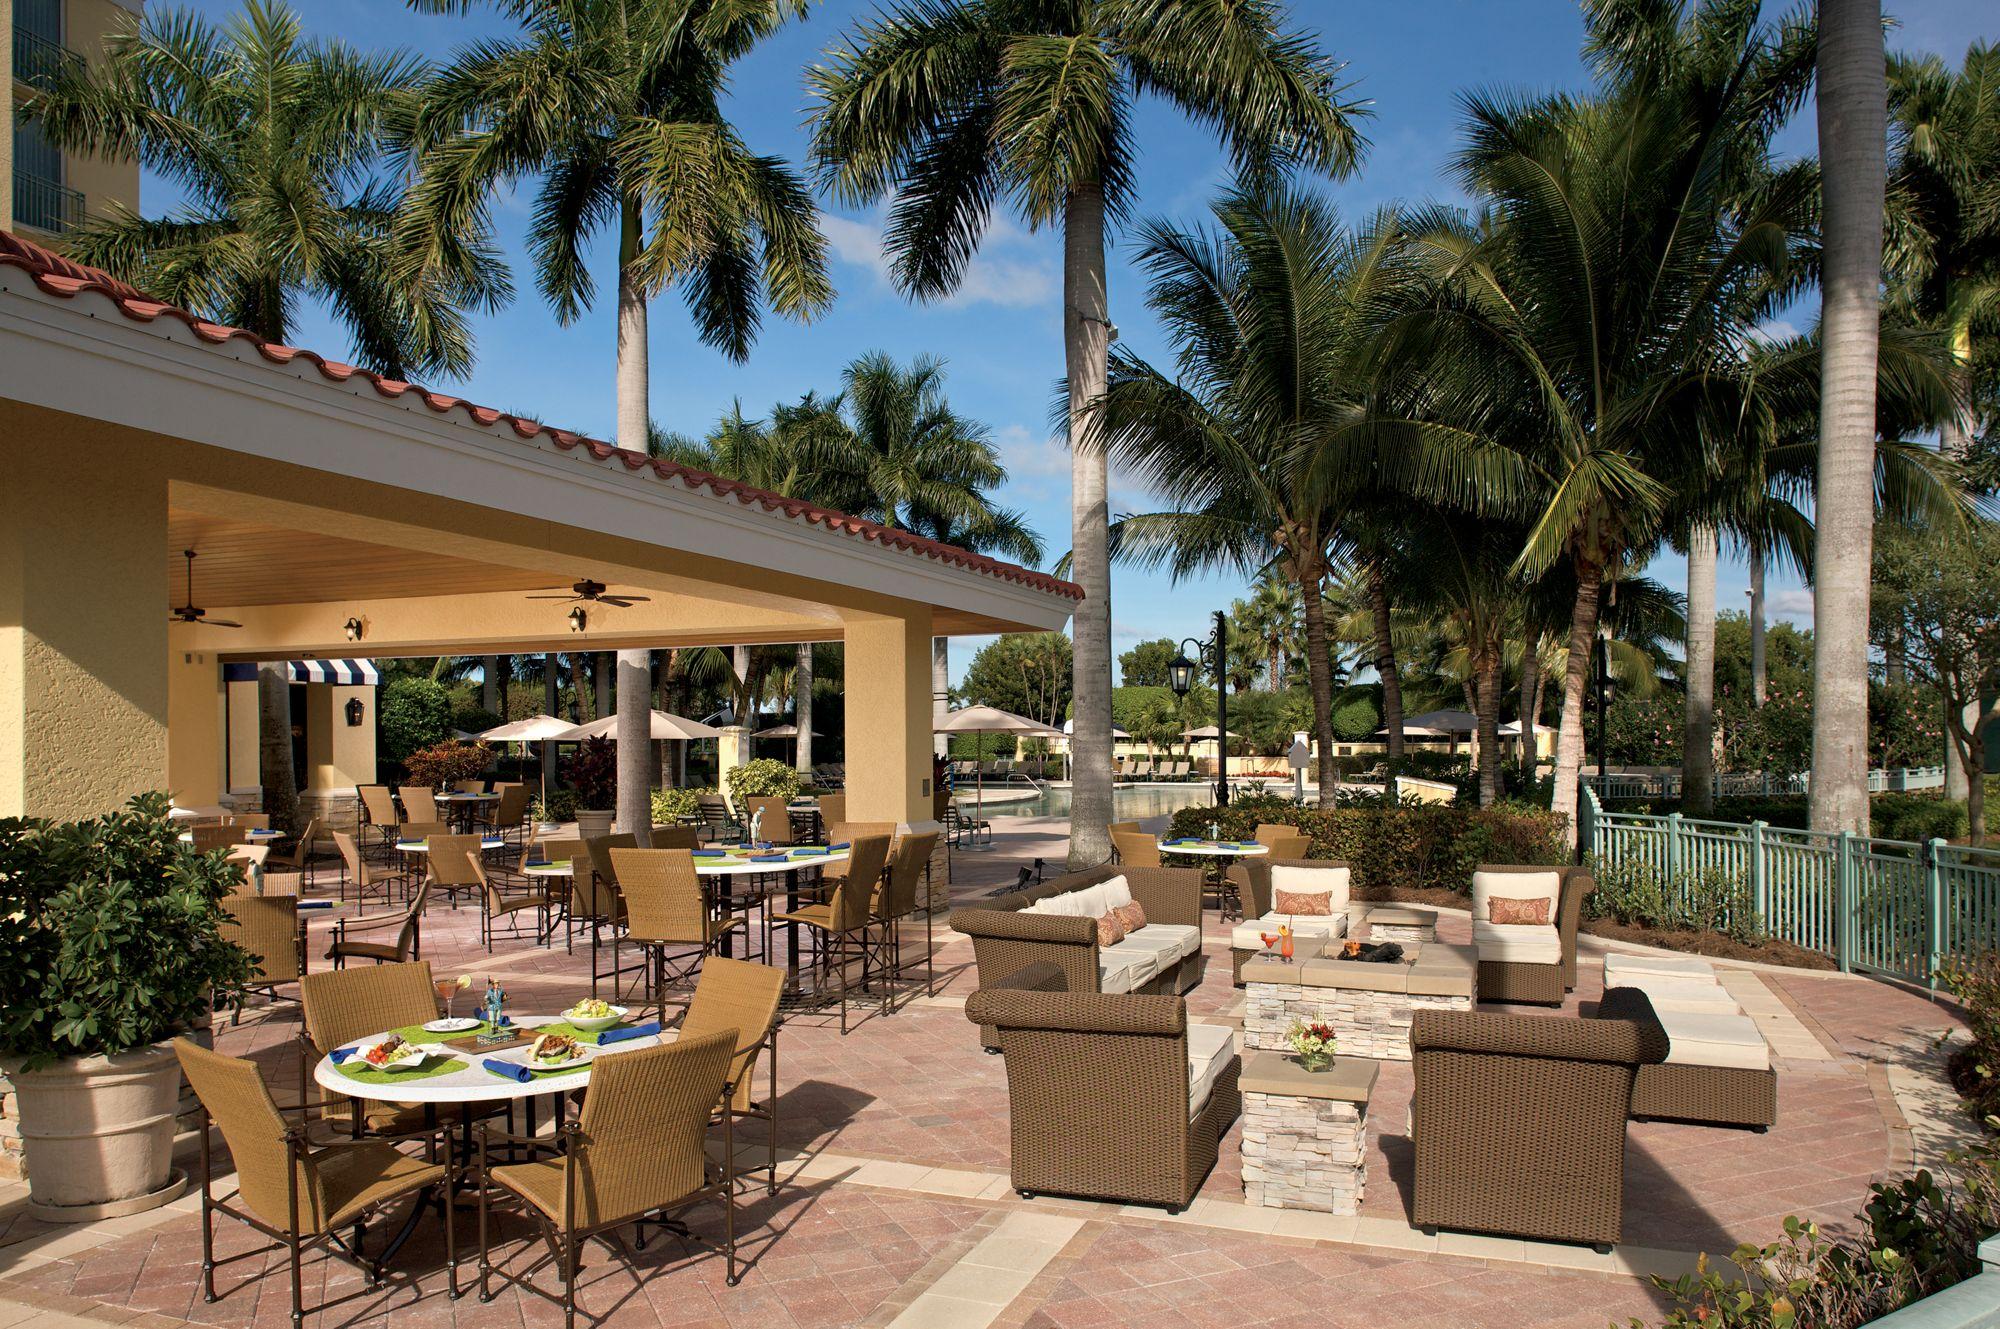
362 1034 427 1071
562 998 627 1031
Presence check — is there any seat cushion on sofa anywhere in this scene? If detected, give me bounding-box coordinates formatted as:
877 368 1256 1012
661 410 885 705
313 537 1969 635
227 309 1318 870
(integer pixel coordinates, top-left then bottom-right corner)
1229 911 1349 951
1471 919 1562 966
1100 948 1162 994
1614 974 1741 1014
1109 923 1202 967
1605 952 1717 984
1187 1023 1236 1118
1657 1009 1770 1071
1472 869 1561 925
1270 863 1351 913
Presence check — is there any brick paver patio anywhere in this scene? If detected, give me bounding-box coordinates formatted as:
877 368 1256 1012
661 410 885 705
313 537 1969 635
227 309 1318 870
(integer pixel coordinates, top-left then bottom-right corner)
0 814 1976 1328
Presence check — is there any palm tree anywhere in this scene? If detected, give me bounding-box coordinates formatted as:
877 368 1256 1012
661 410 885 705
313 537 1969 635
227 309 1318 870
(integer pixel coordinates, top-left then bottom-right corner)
1092 185 1509 807
1235 574 1302 692
25 0 508 379
810 0 1366 866
404 0 831 841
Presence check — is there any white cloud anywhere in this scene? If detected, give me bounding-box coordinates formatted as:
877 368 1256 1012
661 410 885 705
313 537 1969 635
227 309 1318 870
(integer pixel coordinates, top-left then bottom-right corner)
820 208 1056 309
1748 319 1802 345
1768 588 1815 622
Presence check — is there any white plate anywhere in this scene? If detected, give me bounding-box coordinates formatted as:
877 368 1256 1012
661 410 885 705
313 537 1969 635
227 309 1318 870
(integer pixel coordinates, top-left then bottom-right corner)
423 1017 482 1033
499 1041 597 1073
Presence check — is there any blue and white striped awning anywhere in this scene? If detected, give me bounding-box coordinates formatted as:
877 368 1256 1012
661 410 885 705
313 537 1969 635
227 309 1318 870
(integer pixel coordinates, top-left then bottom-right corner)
286 659 379 685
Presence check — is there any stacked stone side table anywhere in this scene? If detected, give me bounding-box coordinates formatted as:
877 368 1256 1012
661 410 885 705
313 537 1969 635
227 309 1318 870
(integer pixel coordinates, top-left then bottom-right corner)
1240 1052 1377 1214
1242 942 1476 1061
1366 904 1437 945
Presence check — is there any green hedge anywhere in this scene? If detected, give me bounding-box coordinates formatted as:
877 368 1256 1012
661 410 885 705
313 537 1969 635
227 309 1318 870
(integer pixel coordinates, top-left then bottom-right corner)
1167 794 1568 896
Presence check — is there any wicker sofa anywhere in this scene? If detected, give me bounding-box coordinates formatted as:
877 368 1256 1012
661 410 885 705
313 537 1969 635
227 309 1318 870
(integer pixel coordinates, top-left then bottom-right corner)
966 962 1239 1212
1470 864 1590 1005
1410 987 1668 1249
952 865 1206 1046
1223 858 1355 984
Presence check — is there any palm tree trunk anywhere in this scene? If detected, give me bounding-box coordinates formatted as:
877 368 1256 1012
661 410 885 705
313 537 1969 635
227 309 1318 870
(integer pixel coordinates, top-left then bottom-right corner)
1064 183 1115 868
1295 556 1342 809
1808 0 1886 835
1518 631 1539 781
1748 542 1767 705
1551 550 1606 844
1366 561 1404 761
498 654 511 715
1268 646 1281 693
794 644 814 779
1476 643 1502 808
1684 525 1718 814
568 655 589 720
932 638 951 759
613 198 654 843
542 657 558 795
482 655 499 715
257 664 299 833
593 653 611 721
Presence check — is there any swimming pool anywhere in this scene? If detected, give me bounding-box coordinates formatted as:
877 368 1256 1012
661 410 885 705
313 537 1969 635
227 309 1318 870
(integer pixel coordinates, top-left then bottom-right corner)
952 781 1219 821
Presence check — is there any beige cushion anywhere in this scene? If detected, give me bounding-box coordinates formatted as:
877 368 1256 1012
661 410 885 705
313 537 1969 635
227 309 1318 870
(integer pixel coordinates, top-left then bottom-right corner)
1472 870 1561 925
1658 1009 1770 1071
1099 874 1133 910
1472 919 1562 966
1187 1023 1236 1119
1099 948 1161 994
1109 923 1201 967
1613 974 1740 1014
1270 863 1350 913
1067 883 1113 918
1230 911 1349 951
1605 952 1717 984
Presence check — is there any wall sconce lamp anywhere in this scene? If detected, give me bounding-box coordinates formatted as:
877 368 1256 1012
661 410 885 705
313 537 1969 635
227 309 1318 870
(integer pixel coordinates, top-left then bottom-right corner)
568 606 587 633
343 616 364 642
345 697 366 727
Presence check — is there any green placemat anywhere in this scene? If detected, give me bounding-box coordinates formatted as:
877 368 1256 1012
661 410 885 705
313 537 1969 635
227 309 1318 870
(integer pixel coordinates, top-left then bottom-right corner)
336 1053 463 1086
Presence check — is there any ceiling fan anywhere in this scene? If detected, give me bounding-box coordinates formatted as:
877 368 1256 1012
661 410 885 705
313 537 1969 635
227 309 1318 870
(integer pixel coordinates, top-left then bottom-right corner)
170 550 241 628
528 579 651 609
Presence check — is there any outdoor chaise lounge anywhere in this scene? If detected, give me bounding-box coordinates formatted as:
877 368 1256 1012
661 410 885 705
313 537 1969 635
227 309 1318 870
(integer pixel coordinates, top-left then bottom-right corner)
952 865 1206 1049
1223 858 1353 984
967 962 1239 1212
1600 954 1777 1130
1410 987 1669 1249
1470 864 1589 1005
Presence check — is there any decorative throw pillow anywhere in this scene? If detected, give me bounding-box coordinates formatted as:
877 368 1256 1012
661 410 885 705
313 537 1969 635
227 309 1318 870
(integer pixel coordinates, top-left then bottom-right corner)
1113 900 1148 933
1488 895 1552 926
1095 911 1127 946
1275 889 1333 916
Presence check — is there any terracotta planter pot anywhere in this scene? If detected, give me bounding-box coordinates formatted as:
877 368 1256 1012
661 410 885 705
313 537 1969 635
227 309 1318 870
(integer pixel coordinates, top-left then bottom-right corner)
6 1040 188 1221
575 809 615 840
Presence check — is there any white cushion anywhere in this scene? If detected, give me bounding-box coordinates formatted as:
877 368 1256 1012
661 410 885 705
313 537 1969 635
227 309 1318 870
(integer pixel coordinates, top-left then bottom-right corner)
1658 1009 1770 1071
1472 919 1562 966
1269 863 1350 913
1605 952 1716 984
1099 948 1161 994
1614 974 1741 1014
1472 870 1561 925
1230 911 1349 950
1066 883 1112 919
1187 1023 1236 1118
1099 875 1133 910
1110 923 1202 966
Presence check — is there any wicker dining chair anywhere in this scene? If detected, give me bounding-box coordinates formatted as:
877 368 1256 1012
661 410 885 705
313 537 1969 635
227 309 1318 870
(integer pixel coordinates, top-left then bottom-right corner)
333 829 401 905
270 818 320 875
675 957 785 1195
466 845 549 952
217 892 303 1023
399 786 441 827
610 848 747 1015
177 1038 455 1328
452 780 487 795
191 823 251 854
297 961 441 1136
874 831 942 1000
773 834 892 1034
486 784 531 841
231 813 273 831
356 785 401 855
423 832 486 911
1253 824 1311 859
695 795 739 843
742 795 791 844
1109 828 1162 867
649 824 702 850
475 1029 741 1326
324 871 428 971
815 794 846 841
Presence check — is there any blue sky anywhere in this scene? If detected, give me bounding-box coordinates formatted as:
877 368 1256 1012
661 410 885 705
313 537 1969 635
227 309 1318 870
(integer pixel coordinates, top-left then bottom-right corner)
149 0 1998 684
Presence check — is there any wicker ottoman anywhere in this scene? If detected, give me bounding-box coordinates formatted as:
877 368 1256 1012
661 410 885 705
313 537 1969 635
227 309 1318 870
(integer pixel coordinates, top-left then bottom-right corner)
1241 1052 1376 1214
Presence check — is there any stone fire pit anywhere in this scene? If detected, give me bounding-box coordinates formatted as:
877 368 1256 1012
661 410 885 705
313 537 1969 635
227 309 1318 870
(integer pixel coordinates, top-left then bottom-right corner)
1242 939 1477 1061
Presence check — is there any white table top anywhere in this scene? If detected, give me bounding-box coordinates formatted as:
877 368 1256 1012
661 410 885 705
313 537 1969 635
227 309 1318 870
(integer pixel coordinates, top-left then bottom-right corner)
1157 839 1271 858
178 828 281 843
522 862 575 877
438 791 500 802
313 1016 667 1104
395 837 508 853
520 847 850 879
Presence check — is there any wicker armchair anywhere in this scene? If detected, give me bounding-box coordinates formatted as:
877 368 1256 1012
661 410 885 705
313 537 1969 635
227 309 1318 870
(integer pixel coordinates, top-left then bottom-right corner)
357 785 401 855
324 872 427 970
1471 864 1590 1005
1252 824 1311 859
177 1039 455 1327
675 956 785 1194
218 892 303 1023
333 829 399 904
476 1029 742 1326
1223 858 1354 984
399 786 441 827
610 847 747 1014
466 843 548 951
297 961 442 1136
965 963 1239 1212
1108 828 1162 866
773 835 893 1033
1410 987 1669 1249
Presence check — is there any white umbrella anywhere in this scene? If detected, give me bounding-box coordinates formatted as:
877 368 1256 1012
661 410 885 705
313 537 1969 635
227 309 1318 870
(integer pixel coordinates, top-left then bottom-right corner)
1180 725 1242 739
558 710 721 741
935 706 1061 843
479 713 580 806
1061 718 1130 739
754 723 820 738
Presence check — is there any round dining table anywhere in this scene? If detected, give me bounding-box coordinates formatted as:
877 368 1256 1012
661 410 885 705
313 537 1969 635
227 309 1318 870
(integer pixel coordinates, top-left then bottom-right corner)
1155 838 1270 859
313 1015 667 1109
178 827 282 844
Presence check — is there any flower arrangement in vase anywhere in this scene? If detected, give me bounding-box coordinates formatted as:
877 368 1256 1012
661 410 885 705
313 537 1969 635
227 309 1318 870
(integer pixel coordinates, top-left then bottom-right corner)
1286 1019 1338 1073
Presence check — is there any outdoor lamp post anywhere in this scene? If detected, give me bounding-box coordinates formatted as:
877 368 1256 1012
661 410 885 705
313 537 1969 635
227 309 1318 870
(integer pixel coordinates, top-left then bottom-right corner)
1169 609 1231 806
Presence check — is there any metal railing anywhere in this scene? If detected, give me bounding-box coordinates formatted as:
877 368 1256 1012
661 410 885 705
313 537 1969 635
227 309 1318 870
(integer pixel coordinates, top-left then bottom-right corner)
12 170 85 234
1578 785 2000 987
1586 766 1947 801
12 26 80 90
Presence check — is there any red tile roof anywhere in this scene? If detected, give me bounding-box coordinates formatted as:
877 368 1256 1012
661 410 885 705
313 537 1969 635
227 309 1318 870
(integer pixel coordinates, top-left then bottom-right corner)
0 228 1082 602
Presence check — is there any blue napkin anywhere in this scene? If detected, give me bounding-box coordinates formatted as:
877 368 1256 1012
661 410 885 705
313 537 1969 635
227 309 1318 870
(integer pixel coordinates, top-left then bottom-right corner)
827 841 850 851
789 847 824 856
483 1058 533 1083
751 852 786 862
1164 838 1195 846
329 1046 358 1064
597 1021 662 1045
692 848 724 857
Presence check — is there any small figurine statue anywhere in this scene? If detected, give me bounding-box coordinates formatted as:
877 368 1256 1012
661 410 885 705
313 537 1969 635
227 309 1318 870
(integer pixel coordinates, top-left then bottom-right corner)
749 806 764 846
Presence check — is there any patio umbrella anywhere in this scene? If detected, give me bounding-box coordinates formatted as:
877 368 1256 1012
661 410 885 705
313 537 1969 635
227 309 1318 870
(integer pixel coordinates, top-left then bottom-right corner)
1180 725 1242 739
558 710 721 741
479 713 579 805
1061 718 1130 739
935 705 1061 841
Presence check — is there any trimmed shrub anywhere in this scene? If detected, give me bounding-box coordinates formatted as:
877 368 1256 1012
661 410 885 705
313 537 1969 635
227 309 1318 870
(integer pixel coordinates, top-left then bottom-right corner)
651 787 702 823
379 675 453 763
1871 793 1968 843
403 740 492 789
1939 954 2000 1131
725 758 803 806
1586 855 1763 943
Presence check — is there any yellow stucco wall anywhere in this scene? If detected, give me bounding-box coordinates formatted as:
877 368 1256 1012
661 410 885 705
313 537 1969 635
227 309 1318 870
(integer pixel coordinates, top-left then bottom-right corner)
303 683 374 794
841 606 935 828
165 648 222 807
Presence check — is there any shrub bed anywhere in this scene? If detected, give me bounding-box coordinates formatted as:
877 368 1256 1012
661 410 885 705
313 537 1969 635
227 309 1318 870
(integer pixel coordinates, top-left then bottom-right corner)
1166 794 1567 897
1940 954 2000 1129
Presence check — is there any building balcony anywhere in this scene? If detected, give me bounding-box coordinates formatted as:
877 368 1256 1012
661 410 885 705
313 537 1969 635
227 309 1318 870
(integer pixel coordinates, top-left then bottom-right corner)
13 169 85 234
12 25 81 91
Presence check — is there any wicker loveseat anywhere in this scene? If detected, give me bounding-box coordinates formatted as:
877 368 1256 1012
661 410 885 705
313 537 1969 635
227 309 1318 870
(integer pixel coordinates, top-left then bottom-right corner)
966 962 1239 1212
1410 987 1669 1249
1470 864 1590 1005
952 865 1206 1046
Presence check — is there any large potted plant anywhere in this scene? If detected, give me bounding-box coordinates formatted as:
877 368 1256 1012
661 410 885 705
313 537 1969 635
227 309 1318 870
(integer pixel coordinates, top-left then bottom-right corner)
0 793 253 1221
564 736 619 839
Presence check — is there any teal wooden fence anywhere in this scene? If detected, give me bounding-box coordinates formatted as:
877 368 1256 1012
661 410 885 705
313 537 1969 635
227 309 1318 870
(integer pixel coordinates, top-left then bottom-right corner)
1578 787 2000 987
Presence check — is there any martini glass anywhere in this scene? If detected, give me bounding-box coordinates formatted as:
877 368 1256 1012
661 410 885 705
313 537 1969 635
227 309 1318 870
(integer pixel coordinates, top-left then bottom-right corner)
434 979 459 1023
